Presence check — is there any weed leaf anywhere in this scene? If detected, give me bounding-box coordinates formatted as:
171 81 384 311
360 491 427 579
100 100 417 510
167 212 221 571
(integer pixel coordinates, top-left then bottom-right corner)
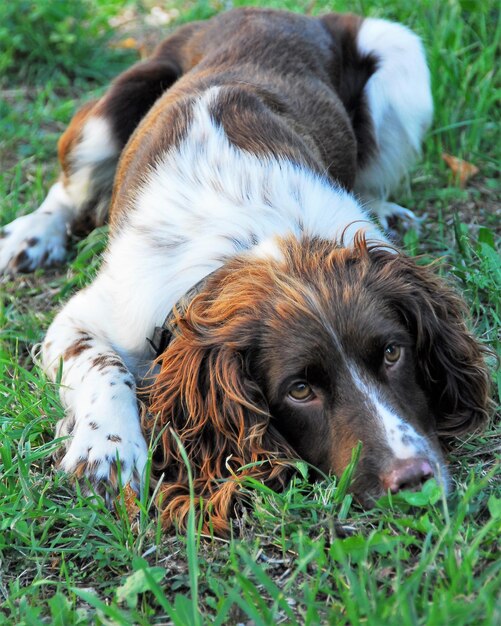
115 567 166 609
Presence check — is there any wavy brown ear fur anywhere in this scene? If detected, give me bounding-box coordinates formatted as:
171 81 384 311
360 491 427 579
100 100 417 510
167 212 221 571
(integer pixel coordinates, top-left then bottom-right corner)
145 265 295 536
368 248 492 438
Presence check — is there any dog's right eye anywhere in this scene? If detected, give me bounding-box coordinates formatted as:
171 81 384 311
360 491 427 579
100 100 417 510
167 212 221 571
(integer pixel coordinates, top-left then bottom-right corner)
384 344 402 366
287 381 314 402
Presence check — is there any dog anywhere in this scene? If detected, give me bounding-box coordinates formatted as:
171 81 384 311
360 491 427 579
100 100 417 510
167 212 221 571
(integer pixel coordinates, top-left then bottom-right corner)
0 8 490 534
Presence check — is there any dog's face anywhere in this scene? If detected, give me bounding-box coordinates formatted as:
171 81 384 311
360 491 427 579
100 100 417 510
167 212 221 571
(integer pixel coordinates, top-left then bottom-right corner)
148 235 490 532
255 272 444 502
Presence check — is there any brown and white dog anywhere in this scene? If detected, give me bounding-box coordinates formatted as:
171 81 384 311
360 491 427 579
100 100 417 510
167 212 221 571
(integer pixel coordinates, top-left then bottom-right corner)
1 8 490 534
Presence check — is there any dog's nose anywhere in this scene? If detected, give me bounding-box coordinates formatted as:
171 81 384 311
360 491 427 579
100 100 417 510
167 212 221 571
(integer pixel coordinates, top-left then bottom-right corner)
381 458 434 494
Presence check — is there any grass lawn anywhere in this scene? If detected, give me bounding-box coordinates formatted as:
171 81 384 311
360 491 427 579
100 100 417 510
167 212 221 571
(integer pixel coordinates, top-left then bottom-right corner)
0 1 499 624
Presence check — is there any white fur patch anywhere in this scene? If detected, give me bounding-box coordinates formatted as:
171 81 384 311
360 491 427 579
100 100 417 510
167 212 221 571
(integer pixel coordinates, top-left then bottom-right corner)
74 117 118 167
65 117 118 221
370 395 428 459
355 18 433 224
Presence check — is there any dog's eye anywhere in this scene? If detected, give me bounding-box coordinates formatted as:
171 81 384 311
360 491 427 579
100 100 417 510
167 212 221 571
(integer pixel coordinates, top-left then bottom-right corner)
384 344 402 365
287 381 314 402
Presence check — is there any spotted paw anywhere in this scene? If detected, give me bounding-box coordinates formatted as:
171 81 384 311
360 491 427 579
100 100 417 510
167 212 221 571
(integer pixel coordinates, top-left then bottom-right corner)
56 411 148 506
0 182 74 275
0 211 68 274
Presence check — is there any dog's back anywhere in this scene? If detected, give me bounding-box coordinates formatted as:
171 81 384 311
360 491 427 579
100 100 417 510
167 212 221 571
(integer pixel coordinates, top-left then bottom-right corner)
111 9 377 218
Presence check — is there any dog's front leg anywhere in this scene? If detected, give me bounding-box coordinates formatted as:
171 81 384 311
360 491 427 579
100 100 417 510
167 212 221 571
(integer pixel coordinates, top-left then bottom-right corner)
0 105 118 275
42 276 148 503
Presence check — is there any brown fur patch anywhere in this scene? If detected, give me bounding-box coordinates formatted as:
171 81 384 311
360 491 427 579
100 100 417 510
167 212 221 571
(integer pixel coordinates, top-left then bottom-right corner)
108 459 119 488
91 354 128 373
63 336 93 360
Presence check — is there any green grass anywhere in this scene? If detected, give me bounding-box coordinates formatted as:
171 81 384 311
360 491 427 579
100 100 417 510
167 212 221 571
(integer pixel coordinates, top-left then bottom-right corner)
0 1 499 624
0 0 135 82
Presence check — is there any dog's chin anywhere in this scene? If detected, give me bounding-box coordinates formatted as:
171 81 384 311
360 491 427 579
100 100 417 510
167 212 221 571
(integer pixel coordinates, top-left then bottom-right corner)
304 466 385 507
351 485 409 509
347 475 386 508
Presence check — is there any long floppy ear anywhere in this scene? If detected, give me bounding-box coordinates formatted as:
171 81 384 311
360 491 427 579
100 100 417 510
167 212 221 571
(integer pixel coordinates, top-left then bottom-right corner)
369 249 492 438
144 282 295 536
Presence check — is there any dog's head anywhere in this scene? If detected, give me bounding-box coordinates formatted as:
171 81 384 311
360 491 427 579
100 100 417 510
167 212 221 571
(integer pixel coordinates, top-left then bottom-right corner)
147 234 490 534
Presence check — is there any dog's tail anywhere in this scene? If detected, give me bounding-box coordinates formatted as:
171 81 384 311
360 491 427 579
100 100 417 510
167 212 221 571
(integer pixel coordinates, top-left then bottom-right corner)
323 14 433 220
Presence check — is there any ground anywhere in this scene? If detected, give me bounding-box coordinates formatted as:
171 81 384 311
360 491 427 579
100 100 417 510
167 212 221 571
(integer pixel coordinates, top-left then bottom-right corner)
0 1 499 624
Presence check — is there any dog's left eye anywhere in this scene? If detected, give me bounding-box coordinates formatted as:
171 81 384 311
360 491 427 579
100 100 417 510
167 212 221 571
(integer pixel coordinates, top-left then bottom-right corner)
384 344 402 365
287 381 315 402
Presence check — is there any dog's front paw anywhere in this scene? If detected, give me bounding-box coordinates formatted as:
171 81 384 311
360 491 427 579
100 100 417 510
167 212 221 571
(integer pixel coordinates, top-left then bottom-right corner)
56 411 148 505
0 211 68 274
